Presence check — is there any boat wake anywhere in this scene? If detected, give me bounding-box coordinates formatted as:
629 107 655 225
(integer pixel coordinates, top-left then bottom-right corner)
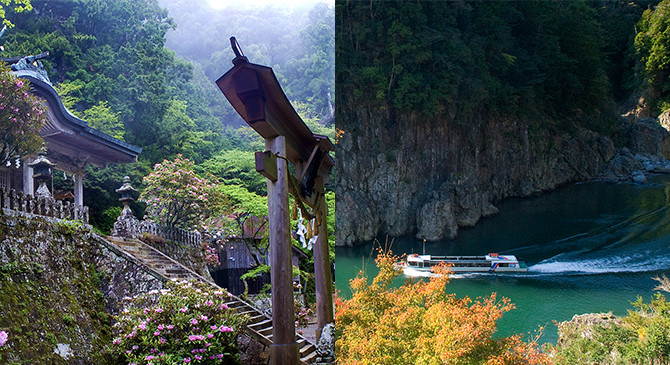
528 254 670 275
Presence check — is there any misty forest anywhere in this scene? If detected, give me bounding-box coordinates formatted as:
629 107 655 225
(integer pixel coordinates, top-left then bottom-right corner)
0 0 334 231
0 0 335 363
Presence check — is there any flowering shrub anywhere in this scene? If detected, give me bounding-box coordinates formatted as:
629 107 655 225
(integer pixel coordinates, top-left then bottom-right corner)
335 250 551 365
140 155 228 230
112 280 247 364
294 298 312 329
0 330 7 361
0 63 48 165
202 244 220 267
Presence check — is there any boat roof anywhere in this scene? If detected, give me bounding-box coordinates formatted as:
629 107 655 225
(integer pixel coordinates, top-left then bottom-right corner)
407 254 519 262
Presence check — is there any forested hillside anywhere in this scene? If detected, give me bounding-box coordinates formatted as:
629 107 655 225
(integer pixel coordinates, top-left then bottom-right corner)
1 0 334 232
335 0 668 245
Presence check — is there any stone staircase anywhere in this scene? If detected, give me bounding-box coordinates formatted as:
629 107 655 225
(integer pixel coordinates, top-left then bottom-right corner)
104 236 318 364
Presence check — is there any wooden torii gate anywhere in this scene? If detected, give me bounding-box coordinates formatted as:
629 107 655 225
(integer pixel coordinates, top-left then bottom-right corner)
216 37 334 365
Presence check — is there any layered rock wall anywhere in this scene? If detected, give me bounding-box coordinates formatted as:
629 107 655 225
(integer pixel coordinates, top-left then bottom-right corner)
336 105 617 246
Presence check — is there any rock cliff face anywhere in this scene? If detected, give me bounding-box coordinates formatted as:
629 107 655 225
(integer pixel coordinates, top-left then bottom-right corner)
335 105 621 246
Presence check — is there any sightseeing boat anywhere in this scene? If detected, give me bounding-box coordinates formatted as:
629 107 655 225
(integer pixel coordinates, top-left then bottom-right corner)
397 253 528 274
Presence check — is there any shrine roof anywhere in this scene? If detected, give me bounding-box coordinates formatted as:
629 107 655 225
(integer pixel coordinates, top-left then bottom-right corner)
18 69 142 172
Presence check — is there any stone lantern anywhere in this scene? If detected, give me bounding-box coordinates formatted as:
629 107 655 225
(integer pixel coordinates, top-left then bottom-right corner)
28 152 55 199
116 176 137 218
111 176 139 237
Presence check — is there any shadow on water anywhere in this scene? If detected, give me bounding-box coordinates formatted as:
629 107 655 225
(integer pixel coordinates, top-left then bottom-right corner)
336 174 670 344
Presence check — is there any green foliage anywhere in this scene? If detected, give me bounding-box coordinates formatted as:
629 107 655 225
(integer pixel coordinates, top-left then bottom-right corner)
112 280 247 364
550 293 670 364
160 0 334 119
200 149 267 196
56 219 84 236
336 1 645 133
0 62 47 165
0 0 31 28
81 101 125 141
635 0 670 114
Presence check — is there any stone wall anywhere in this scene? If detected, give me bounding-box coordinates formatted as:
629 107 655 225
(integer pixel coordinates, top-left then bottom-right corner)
0 209 164 363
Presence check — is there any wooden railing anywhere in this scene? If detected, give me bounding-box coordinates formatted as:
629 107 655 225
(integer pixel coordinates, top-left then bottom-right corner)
137 220 202 248
0 188 89 223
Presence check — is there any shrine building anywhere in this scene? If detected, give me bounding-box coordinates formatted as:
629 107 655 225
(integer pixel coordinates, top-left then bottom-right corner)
0 53 141 206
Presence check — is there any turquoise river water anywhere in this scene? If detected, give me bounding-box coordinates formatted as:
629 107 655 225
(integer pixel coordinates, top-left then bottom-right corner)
335 174 670 344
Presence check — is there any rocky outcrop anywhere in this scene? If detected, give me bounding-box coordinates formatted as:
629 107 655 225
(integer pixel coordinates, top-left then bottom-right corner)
336 103 619 245
336 91 670 246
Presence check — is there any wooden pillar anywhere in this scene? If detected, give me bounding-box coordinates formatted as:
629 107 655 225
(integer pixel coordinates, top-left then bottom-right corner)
314 177 334 340
22 157 33 196
266 136 299 364
73 173 84 207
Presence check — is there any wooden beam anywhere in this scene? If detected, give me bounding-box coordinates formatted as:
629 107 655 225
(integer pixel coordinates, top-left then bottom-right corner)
313 177 334 340
255 151 277 182
265 136 299 365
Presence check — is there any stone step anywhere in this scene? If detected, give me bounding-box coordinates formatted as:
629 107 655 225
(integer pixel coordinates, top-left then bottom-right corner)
301 350 318 363
300 343 316 357
249 319 272 331
105 236 318 363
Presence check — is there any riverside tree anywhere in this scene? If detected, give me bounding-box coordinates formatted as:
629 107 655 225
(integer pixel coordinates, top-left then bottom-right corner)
335 250 551 365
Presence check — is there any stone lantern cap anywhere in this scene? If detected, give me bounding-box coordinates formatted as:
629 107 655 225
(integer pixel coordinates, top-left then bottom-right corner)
28 152 56 179
115 176 137 201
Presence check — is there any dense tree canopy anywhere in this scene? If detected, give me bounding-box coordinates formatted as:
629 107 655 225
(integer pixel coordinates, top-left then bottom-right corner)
0 0 334 232
336 0 655 134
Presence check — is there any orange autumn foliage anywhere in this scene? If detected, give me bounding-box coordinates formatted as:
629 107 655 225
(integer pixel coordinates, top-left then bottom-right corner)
334 250 553 365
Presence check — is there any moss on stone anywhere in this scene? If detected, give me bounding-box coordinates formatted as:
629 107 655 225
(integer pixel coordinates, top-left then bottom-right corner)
0 213 118 364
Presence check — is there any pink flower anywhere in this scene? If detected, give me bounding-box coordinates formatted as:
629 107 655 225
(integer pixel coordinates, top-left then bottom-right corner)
183 358 191 363
219 325 233 333
0 331 8 346
138 322 147 330
154 307 163 313
190 318 198 325
180 307 188 313
206 333 214 339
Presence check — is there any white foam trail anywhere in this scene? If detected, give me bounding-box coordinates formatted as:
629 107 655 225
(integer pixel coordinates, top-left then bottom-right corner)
529 256 670 274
